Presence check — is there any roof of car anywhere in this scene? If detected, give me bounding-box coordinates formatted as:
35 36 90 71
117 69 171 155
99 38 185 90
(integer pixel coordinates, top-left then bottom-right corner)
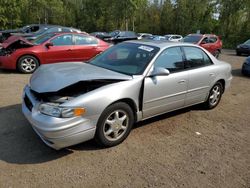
188 33 217 37
125 40 198 49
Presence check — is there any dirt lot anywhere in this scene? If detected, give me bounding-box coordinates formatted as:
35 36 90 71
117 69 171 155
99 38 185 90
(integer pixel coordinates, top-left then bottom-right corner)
0 50 249 188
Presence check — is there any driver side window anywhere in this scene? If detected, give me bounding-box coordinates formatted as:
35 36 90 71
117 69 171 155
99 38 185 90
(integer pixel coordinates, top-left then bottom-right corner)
154 47 184 73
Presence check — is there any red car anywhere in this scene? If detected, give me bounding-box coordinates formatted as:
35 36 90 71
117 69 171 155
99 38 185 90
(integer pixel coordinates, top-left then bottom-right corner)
0 33 110 73
183 34 222 58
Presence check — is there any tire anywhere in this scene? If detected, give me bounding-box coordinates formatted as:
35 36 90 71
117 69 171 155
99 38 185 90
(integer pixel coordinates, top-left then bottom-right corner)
214 50 220 58
236 51 241 56
204 82 223 109
17 55 39 73
95 102 134 147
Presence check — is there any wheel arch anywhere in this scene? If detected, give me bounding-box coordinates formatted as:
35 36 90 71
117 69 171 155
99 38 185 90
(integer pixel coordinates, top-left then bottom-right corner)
107 98 138 123
16 54 41 70
216 79 225 93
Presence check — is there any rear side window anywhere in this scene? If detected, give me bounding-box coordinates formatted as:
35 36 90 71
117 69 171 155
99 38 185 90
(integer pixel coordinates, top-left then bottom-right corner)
209 37 217 43
74 35 98 45
154 47 184 73
183 47 213 68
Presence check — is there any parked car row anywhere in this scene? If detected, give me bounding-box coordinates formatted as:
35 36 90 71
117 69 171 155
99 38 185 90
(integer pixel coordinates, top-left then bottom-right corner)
1 24 248 76
0 32 110 73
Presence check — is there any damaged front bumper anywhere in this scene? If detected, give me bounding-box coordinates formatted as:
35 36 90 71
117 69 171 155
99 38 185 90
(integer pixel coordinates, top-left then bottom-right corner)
22 85 96 150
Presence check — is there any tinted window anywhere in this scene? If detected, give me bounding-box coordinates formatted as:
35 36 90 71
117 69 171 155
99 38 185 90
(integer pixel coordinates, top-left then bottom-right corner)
209 37 217 43
172 36 181 39
183 35 202 43
51 34 73 46
244 39 250 45
201 37 209 44
90 43 160 75
154 47 184 73
110 31 120 37
183 47 213 68
29 26 39 32
74 35 98 45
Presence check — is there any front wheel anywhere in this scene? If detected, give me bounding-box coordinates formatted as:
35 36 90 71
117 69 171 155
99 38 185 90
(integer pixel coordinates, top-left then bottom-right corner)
204 82 223 109
95 102 134 147
17 55 39 73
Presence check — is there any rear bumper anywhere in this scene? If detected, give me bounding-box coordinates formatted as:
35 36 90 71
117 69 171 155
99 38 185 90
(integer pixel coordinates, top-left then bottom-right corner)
22 85 96 150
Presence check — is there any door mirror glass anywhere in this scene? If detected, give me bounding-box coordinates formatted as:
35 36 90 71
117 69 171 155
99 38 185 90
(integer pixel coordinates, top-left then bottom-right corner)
149 67 170 77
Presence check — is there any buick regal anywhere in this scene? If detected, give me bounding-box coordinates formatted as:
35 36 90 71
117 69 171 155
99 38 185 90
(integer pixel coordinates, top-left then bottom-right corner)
22 41 232 149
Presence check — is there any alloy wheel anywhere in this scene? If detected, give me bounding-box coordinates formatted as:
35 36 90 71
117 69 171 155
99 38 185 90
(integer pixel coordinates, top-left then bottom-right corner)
20 57 37 72
103 110 129 141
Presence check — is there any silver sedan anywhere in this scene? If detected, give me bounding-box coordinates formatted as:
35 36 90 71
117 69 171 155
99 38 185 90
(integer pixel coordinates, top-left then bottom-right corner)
22 41 232 149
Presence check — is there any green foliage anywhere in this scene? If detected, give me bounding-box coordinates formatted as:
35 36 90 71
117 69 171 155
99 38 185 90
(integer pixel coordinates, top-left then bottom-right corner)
0 0 249 48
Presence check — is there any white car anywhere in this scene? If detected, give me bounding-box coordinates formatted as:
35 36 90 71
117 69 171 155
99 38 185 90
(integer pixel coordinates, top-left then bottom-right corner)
165 34 183 42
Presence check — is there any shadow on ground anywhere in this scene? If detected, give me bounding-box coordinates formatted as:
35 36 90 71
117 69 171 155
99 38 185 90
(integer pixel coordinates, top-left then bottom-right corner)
0 69 19 74
0 104 73 164
231 68 250 78
0 102 205 164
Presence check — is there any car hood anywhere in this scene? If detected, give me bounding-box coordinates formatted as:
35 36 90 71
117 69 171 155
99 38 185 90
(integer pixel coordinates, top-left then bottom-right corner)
30 62 132 93
239 44 250 48
1 36 33 49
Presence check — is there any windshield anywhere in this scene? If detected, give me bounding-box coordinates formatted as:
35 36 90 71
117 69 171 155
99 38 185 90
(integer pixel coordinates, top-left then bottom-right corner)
89 42 160 75
109 31 120 37
183 35 202 43
244 39 250 45
32 33 56 45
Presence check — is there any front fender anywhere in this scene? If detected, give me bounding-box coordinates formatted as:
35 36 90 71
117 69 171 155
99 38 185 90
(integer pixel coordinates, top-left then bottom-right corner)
62 77 143 122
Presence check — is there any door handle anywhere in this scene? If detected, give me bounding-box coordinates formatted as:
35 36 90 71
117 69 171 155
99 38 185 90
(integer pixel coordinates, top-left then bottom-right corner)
67 49 73 51
209 73 215 77
178 80 186 84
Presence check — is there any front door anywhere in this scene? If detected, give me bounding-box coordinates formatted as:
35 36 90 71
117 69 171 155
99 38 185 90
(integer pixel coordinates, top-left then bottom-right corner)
43 34 74 63
143 47 188 119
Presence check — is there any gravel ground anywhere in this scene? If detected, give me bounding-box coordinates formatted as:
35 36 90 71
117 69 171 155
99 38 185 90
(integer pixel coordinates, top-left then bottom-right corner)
0 50 249 188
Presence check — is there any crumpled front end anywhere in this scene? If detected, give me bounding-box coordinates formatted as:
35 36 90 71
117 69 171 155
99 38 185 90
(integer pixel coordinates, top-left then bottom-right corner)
22 85 97 150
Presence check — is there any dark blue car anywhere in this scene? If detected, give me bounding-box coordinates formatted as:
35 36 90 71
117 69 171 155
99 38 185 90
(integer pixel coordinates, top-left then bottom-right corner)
242 56 250 76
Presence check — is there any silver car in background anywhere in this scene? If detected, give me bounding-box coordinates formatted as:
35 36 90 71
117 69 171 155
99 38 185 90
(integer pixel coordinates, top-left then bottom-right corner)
22 41 232 150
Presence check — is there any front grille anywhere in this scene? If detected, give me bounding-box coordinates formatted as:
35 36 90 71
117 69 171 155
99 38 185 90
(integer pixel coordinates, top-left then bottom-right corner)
24 95 33 111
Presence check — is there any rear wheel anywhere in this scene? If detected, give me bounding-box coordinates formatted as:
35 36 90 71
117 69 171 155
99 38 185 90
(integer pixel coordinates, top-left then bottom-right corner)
17 55 39 73
95 102 134 147
204 82 223 109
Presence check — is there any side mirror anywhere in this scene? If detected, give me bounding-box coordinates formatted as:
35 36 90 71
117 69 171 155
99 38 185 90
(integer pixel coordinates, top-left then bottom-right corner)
148 67 170 77
45 42 53 48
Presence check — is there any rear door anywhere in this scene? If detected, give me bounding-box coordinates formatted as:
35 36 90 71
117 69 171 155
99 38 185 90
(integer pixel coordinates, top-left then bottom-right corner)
143 47 188 118
72 34 101 61
43 34 74 63
182 46 216 106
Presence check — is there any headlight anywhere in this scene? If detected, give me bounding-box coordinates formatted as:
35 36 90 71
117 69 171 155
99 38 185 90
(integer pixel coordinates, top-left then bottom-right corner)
39 103 85 118
237 45 241 49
